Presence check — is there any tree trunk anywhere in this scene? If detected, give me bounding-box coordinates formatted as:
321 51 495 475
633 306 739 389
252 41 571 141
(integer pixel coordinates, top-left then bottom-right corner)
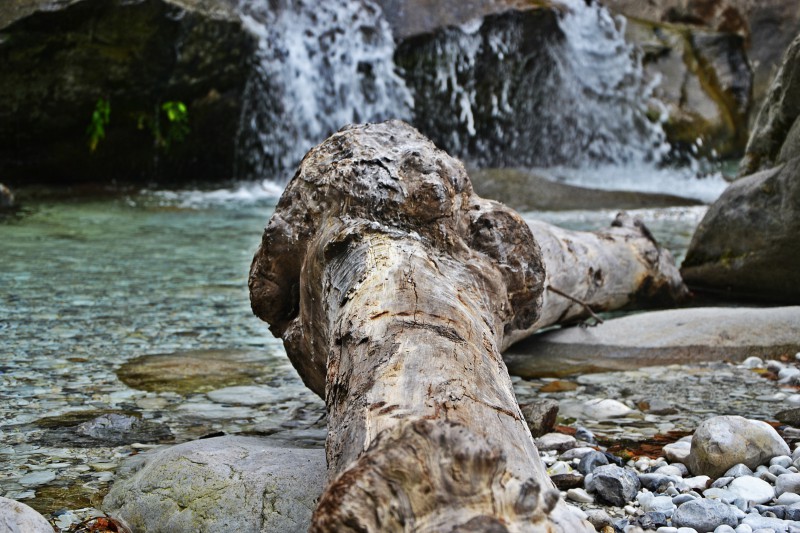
249 121 685 532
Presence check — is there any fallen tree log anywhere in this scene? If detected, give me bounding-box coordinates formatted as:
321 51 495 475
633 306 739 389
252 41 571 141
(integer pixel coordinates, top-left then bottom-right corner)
249 120 686 532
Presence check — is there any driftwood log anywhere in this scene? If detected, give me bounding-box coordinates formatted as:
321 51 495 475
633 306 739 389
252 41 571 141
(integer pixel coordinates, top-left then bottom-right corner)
249 121 686 532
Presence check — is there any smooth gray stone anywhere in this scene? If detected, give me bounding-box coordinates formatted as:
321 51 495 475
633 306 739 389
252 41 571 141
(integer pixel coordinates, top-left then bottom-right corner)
0 497 53 533
725 464 754 478
672 499 738 532
505 307 800 378
687 416 790 478
776 473 800 496
591 464 641 507
578 450 610 476
103 436 326 533
742 513 792 532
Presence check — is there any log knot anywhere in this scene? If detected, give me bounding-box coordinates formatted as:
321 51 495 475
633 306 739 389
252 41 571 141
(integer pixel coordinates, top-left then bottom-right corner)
311 418 560 533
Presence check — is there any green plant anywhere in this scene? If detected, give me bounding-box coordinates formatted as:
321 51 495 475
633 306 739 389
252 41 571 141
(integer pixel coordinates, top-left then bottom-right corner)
159 101 190 150
87 98 111 152
137 101 190 151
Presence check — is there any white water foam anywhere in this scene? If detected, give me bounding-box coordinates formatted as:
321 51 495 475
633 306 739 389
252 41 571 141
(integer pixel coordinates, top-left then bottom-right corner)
235 0 412 180
153 180 285 208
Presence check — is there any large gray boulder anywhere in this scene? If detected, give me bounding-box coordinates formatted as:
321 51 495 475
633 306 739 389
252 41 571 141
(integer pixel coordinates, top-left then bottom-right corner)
740 33 800 175
0 0 254 185
686 415 790 478
503 306 800 378
681 155 800 301
0 496 53 533
102 436 326 533
682 32 800 302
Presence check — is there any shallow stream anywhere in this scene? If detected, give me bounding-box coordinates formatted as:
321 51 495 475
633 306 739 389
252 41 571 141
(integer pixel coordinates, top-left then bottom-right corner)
0 181 792 519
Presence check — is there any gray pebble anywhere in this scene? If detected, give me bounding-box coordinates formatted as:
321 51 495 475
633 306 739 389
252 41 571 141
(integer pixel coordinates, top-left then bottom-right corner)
725 464 754 478
585 508 613 529
771 456 793 469
713 526 736 533
639 511 668 529
771 464 792 476
578 450 609 475
712 476 734 488
592 464 641 507
775 473 800 496
673 494 698 506
672 499 738 532
742 513 792 532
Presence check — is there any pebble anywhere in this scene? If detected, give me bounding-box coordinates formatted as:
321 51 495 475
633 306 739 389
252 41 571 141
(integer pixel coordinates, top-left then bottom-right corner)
672 498 738 532
776 491 800 505
567 487 594 503
771 455 794 468
559 447 596 461
741 357 764 369
727 476 775 505
0 497 53 532
725 464 754 478
664 439 692 463
591 464 641 507
741 514 792 532
578 450 609 475
582 398 635 419
18 470 56 486
206 385 284 406
684 476 711 491
711 476 734 488
585 508 613 529
638 492 677 516
535 432 577 452
714 526 736 533
775 472 800 496
687 416 790 478
657 465 687 477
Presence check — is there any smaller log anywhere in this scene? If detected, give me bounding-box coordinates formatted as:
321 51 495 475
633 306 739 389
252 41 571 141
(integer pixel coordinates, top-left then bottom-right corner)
504 214 687 346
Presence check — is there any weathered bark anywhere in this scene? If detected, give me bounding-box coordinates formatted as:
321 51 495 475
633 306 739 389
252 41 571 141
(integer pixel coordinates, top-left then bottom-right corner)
505 215 688 346
249 120 684 531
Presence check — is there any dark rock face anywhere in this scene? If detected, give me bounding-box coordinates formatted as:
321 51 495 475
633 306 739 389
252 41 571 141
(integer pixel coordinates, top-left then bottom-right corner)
603 0 800 109
0 0 254 185
395 8 565 169
683 33 800 302
740 34 800 175
682 155 800 302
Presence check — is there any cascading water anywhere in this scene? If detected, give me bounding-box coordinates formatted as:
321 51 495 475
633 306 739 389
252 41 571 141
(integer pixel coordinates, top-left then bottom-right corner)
235 0 412 180
398 0 668 170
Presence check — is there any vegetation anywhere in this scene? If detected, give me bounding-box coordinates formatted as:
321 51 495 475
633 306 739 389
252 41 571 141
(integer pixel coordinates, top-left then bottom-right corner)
88 99 190 152
86 98 111 152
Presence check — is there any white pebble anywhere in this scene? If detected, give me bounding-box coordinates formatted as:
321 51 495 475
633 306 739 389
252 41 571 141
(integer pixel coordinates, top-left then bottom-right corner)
656 528 678 533
714 526 736 533
623 504 637 515
776 491 800 505
684 475 711 491
741 356 764 369
734 525 752 533
566 487 594 503
770 455 793 468
582 398 635 419
727 476 775 505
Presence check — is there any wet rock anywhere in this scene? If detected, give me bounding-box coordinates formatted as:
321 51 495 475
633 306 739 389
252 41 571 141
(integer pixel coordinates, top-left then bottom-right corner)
687 416 790 478
206 385 285 406
505 307 800 378
604 0 800 110
741 34 800 175
682 156 800 302
117 349 269 394
776 408 800 427
590 464 641 507
520 398 559 438
551 471 584 490
672 498 738 532
103 436 326 533
0 496 53 533
625 19 751 160
34 410 172 447
0 0 255 185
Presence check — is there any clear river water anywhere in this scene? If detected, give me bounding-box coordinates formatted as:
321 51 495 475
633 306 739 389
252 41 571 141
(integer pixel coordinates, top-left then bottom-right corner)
2 179 791 524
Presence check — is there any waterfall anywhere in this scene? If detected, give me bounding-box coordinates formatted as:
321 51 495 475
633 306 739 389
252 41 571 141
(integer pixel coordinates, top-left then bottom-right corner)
235 0 412 180
397 0 669 170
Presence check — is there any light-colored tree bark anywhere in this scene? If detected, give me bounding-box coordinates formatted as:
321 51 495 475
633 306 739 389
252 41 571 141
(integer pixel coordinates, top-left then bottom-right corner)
249 120 685 532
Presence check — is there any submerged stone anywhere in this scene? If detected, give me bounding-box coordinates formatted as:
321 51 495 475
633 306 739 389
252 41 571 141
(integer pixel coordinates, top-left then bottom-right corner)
34 410 172 447
117 349 270 394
